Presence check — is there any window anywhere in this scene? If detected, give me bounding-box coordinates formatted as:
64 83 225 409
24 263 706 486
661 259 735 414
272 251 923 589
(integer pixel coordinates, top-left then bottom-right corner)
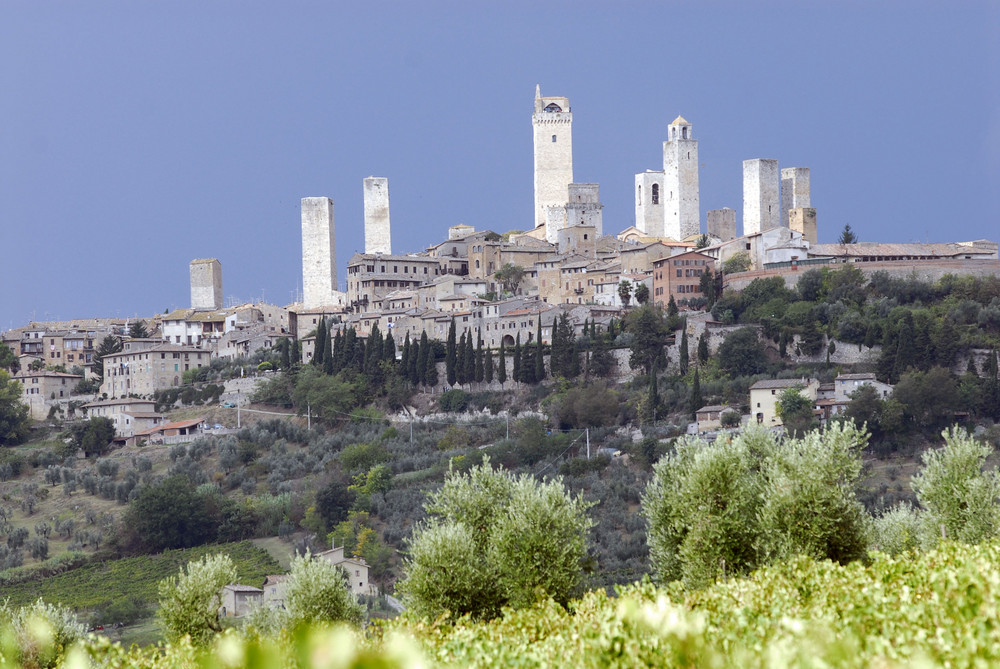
552 134 557 142
682 127 688 139
651 183 659 204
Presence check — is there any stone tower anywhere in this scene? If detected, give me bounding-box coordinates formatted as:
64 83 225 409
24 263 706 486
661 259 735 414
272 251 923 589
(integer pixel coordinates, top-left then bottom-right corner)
662 115 700 240
743 159 780 235
789 207 818 244
301 197 337 310
363 177 391 255
780 167 810 229
189 258 222 311
533 84 573 231
634 170 665 237
707 208 737 241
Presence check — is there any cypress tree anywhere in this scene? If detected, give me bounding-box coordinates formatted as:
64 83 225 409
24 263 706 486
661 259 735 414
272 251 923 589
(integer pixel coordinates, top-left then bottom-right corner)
679 328 689 376
535 319 545 382
497 340 507 384
484 346 494 383
408 333 420 384
424 336 439 387
365 323 382 374
934 318 959 368
475 330 485 383
648 357 660 422
690 368 702 419
668 295 679 318
513 333 522 383
343 328 358 370
892 313 916 382
697 331 709 364
291 339 301 366
464 331 476 384
417 331 430 386
383 331 396 364
312 318 326 367
446 318 457 386
400 333 411 376
279 338 291 369
876 322 899 383
332 329 344 373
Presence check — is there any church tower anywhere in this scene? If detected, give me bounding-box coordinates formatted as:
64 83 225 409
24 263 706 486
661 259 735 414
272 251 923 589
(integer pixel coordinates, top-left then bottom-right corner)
662 115 700 240
533 85 573 231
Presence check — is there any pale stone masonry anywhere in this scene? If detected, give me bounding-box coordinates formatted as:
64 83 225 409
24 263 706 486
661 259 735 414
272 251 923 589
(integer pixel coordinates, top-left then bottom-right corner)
789 207 818 244
14 370 82 420
189 258 223 311
743 159 780 235
533 85 573 232
707 208 737 242
363 177 391 255
780 167 810 229
634 170 665 237
301 197 338 309
663 116 700 240
99 339 209 398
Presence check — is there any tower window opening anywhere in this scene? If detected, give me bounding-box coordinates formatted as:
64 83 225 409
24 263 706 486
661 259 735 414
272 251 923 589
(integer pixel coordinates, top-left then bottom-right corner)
682 127 688 139
552 135 557 143
638 185 642 202
652 183 659 204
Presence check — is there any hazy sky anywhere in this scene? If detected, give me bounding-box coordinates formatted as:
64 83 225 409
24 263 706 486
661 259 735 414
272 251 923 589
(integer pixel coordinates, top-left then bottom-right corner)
2 1 998 329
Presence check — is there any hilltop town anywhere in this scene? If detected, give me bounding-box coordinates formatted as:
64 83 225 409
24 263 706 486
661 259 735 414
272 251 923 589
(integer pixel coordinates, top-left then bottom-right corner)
4 87 998 423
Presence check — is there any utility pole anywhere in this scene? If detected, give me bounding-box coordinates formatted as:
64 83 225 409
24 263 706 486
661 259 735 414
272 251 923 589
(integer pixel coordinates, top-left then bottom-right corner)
410 416 413 445
506 413 510 441
307 403 311 430
237 389 241 428
586 427 590 460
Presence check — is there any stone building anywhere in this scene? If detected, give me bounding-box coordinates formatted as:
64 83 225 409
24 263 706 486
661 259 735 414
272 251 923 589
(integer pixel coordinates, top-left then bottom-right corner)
345 253 442 311
14 370 82 420
749 378 820 427
99 340 209 398
743 159 780 235
533 85 573 232
634 170 665 237
363 176 392 255
189 258 223 311
651 250 715 308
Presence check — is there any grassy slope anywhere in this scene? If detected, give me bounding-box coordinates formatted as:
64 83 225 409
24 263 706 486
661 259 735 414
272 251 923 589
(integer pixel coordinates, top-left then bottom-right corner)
1 540 280 611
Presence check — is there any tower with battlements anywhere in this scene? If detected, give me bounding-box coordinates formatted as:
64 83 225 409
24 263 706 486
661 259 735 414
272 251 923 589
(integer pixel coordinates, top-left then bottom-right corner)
533 85 573 232
780 167 810 229
663 115 700 240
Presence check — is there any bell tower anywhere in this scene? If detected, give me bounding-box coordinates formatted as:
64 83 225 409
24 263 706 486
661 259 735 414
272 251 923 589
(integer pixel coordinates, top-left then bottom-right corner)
532 85 574 232
662 115 700 240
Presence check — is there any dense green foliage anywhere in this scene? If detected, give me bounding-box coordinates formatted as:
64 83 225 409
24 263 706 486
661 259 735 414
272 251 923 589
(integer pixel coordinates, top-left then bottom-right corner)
398 459 593 620
157 554 237 644
643 424 869 588
0 370 30 446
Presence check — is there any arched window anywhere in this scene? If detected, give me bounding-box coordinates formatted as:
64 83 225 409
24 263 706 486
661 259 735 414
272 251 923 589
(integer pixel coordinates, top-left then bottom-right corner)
651 183 659 204
551 134 557 143
682 127 688 139
637 185 642 203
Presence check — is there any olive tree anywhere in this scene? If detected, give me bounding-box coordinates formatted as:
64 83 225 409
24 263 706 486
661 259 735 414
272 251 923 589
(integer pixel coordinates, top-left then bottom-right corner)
398 458 593 620
911 427 1000 549
644 423 871 589
157 553 236 644
284 551 365 627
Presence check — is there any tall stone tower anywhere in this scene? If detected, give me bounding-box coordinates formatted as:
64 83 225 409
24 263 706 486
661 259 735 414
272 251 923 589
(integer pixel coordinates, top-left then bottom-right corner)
189 258 222 311
789 208 818 244
662 116 700 240
780 167 810 229
301 197 337 310
634 170 665 237
533 85 573 231
743 159 780 235
363 177 391 255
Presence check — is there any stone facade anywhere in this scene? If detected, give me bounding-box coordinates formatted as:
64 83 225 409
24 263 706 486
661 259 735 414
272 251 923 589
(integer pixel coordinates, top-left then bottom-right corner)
780 167 810 229
363 177 391 255
100 340 209 398
532 85 573 231
743 159 780 235
189 258 223 311
634 170 665 237
301 197 338 309
707 208 737 241
789 207 818 244
14 371 82 420
663 116 700 240
652 251 715 308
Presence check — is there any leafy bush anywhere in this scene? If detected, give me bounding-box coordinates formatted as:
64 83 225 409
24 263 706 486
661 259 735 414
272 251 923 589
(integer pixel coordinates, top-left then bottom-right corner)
283 552 364 628
438 389 468 413
157 553 237 644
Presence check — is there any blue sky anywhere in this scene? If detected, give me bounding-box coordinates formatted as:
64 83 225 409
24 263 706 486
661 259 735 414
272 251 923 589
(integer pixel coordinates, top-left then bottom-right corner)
2 1 998 328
